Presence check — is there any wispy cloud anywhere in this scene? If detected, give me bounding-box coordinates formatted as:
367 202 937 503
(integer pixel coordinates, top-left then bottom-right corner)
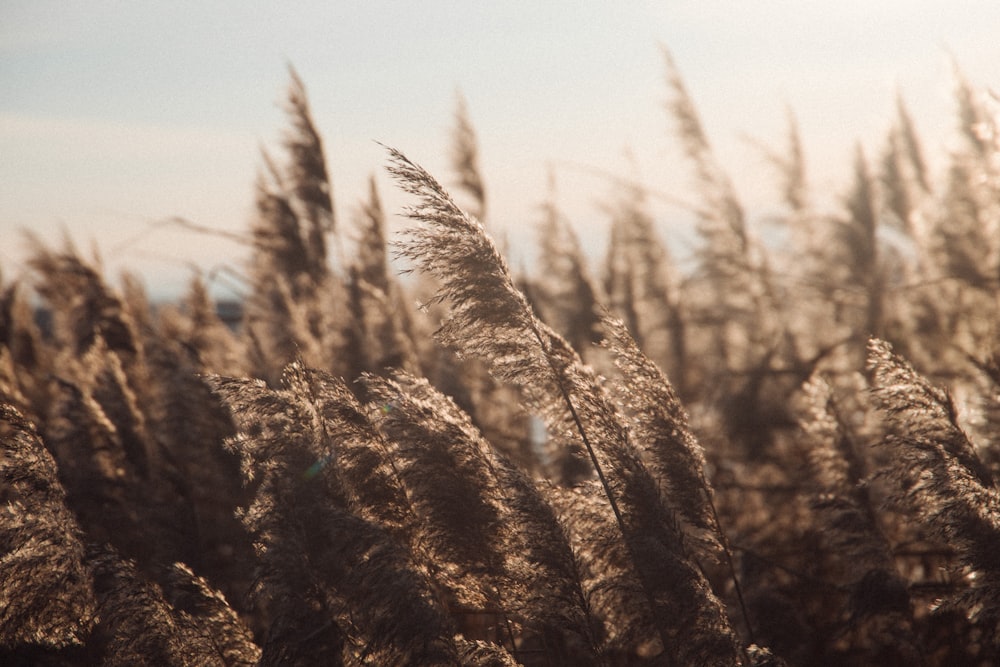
0 113 253 160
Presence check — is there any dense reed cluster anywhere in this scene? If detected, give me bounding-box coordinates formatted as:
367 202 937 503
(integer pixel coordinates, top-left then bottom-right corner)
2 56 999 665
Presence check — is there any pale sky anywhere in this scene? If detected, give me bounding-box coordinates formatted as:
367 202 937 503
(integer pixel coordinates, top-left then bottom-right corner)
2 1 998 299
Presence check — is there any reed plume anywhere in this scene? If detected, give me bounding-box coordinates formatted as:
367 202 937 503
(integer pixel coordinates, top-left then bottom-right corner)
451 91 488 222
209 367 463 665
89 546 259 667
798 374 924 663
868 338 1000 624
388 146 743 664
0 404 96 654
363 370 601 662
345 175 420 376
535 175 603 357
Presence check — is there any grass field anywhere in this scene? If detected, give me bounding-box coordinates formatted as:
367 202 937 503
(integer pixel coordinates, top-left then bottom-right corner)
2 57 999 665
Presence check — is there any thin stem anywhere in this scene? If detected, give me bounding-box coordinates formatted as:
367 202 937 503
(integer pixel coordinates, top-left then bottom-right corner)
707 495 756 647
525 319 674 665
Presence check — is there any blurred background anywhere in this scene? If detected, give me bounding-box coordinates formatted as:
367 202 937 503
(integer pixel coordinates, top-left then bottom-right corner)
2 0 998 300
